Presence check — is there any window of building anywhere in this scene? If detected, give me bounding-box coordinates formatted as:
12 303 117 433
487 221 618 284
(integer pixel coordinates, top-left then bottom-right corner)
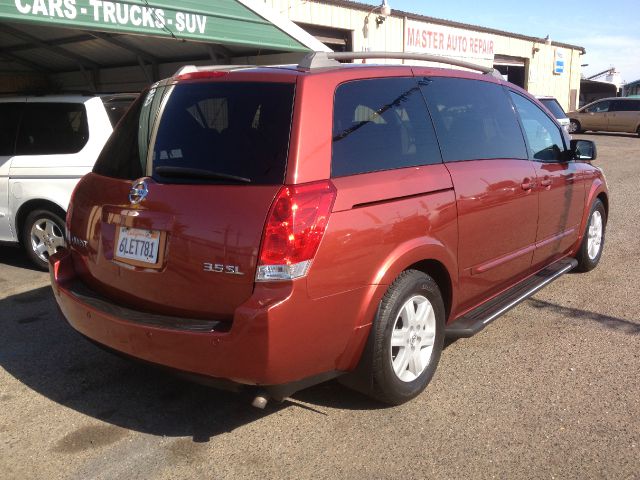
332 77 441 177
419 77 527 162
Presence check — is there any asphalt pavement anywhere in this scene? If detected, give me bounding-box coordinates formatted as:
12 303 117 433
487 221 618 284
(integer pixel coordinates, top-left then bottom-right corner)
1 133 638 479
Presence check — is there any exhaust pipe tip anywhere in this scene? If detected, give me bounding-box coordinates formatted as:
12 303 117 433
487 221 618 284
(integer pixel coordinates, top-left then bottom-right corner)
251 392 270 409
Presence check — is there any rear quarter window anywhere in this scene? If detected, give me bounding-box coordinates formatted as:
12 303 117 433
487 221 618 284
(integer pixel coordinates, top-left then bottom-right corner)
331 77 442 177
0 103 22 156
419 77 527 162
16 103 88 155
614 100 640 112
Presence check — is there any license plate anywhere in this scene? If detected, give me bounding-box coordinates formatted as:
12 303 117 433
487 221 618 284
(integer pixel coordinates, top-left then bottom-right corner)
114 227 163 267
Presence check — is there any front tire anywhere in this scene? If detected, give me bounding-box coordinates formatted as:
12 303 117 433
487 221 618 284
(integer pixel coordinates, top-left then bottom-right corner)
575 199 606 272
368 270 445 405
22 209 66 271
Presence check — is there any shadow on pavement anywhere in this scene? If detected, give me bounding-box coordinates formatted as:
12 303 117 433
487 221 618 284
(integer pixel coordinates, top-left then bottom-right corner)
0 286 379 442
0 244 39 271
528 298 640 334
575 132 638 139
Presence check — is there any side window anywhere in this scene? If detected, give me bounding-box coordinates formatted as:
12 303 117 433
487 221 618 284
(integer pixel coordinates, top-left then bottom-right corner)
102 99 135 127
614 100 640 112
16 103 89 155
509 92 565 162
0 103 23 156
419 77 527 162
584 101 610 113
332 77 441 177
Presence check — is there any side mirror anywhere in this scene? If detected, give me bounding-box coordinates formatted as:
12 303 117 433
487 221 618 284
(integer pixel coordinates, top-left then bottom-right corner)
570 139 597 161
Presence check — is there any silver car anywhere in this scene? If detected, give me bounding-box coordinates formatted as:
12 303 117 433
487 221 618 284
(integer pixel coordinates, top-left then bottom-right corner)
537 96 570 133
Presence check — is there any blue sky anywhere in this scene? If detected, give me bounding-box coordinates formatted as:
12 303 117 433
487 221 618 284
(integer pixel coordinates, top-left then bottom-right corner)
362 0 640 83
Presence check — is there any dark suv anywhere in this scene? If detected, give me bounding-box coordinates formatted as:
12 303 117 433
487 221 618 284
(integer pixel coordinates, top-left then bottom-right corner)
50 52 608 406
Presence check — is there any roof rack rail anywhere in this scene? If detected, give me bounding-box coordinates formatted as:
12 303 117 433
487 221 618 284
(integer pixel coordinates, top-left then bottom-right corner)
297 51 502 79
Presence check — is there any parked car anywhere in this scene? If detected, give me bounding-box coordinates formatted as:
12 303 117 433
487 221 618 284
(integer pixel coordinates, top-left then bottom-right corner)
0 93 136 269
537 96 570 133
50 53 608 406
568 97 640 135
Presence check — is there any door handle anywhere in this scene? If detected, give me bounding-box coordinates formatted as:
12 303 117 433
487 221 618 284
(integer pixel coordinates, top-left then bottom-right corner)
521 179 536 191
540 177 552 188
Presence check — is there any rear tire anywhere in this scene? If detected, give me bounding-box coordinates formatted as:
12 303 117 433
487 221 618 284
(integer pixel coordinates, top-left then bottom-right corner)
569 119 582 134
366 270 445 405
22 209 66 271
575 199 606 272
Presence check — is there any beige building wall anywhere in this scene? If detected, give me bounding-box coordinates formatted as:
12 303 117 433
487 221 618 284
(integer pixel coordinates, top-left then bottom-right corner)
264 0 583 110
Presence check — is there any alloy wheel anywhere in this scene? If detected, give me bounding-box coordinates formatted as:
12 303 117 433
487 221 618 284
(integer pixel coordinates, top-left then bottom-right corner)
587 210 603 260
30 218 65 262
390 295 436 382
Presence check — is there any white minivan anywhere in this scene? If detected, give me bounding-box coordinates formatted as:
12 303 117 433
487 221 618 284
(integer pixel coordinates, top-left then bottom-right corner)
0 94 135 269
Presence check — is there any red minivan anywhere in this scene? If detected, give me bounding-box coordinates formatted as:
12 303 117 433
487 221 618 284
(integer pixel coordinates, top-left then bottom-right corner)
50 52 608 406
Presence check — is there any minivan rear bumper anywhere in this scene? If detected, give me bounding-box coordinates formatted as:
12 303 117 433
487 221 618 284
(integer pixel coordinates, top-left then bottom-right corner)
50 250 380 392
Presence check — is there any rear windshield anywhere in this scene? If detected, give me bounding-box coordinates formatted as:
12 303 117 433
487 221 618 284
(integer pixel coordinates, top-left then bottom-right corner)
539 98 567 119
94 81 295 184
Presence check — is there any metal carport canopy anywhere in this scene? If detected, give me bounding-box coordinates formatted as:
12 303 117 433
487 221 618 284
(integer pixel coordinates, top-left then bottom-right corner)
0 0 328 92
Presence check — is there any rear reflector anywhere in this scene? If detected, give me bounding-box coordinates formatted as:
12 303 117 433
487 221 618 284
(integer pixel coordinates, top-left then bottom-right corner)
256 180 336 282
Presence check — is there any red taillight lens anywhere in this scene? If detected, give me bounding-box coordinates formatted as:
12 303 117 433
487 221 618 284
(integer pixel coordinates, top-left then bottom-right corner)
256 180 337 281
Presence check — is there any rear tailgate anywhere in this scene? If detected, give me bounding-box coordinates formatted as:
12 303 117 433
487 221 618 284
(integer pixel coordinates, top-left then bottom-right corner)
69 174 278 319
68 75 296 320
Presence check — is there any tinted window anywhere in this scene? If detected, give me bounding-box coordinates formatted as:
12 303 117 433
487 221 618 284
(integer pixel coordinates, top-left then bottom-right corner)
0 103 22 156
102 98 136 127
584 101 610 113
510 92 565 162
94 89 152 180
151 82 294 185
539 98 567 119
332 77 441 177
419 78 527 162
15 103 88 155
613 100 640 112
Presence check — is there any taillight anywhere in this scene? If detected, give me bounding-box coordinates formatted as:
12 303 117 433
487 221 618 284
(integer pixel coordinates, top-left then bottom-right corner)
256 180 337 281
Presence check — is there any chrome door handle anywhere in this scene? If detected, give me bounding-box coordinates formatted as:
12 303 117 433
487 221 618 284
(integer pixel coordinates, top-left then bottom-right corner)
521 179 536 191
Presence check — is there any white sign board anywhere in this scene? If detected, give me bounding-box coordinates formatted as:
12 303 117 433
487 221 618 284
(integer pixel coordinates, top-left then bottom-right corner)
554 49 565 75
405 20 495 61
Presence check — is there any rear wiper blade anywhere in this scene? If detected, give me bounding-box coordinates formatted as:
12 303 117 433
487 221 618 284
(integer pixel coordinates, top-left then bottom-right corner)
154 166 251 183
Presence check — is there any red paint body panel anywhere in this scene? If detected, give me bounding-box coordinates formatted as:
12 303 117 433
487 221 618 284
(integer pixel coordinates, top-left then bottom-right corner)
52 64 609 391
70 173 279 319
445 159 539 315
531 160 585 268
310 164 458 300
52 248 386 384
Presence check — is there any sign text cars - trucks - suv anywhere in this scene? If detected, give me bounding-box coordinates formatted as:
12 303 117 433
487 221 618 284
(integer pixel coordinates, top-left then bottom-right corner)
50 52 608 406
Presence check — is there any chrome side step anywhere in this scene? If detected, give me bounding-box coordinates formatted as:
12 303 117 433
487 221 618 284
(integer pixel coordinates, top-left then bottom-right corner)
445 258 578 338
